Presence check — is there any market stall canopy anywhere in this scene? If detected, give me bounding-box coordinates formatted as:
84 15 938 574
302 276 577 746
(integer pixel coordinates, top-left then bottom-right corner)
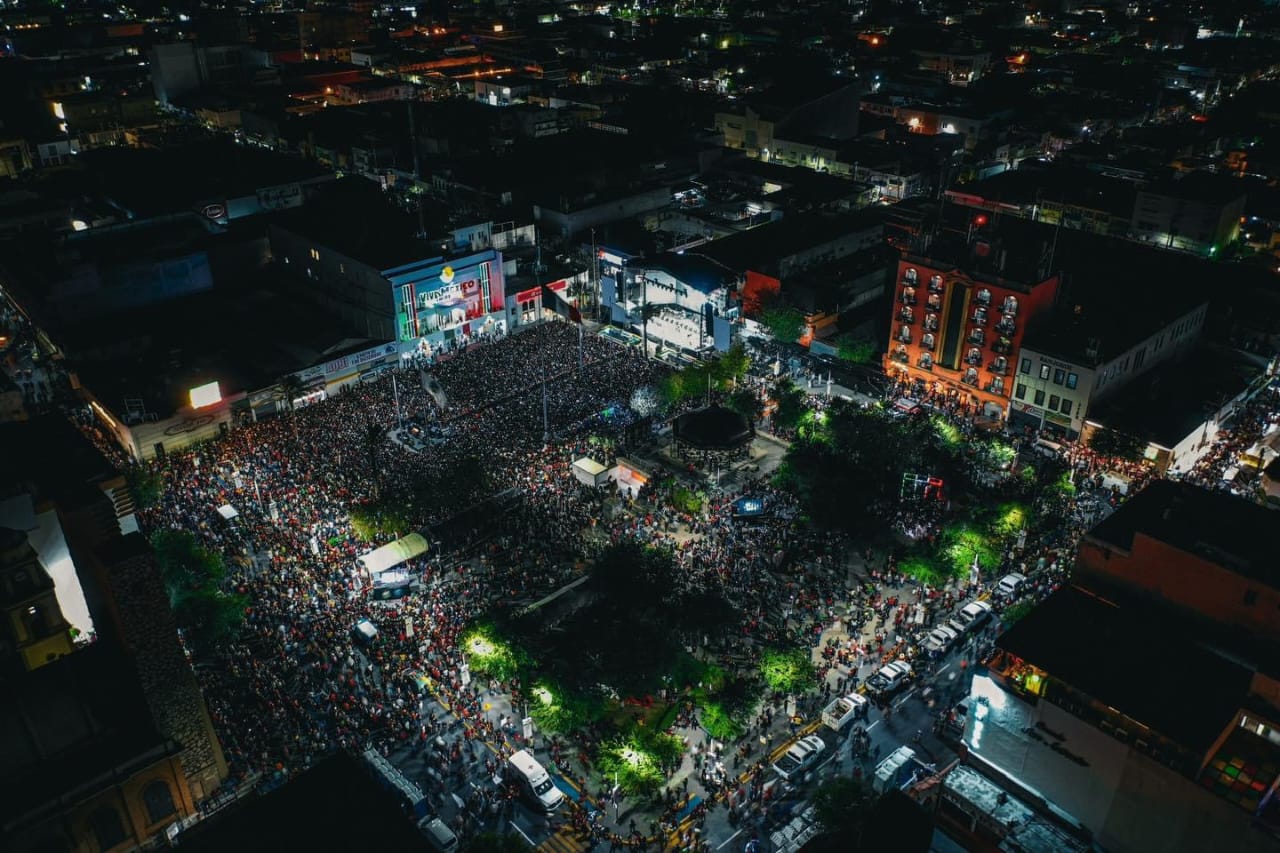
358 533 428 575
673 405 753 451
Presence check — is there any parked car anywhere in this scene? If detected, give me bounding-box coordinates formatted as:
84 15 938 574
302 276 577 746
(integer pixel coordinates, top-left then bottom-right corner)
996 573 1028 599
922 625 960 657
865 660 913 696
954 600 994 632
772 735 827 780
821 694 870 731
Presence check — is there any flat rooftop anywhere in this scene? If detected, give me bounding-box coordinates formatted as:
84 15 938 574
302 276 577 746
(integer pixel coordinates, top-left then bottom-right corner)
177 752 431 853
78 140 331 220
1085 479 1280 589
996 585 1254 753
694 209 884 275
1086 344 1261 449
268 178 448 271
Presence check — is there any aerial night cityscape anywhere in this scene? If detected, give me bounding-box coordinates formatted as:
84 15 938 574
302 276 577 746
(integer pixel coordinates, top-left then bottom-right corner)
5 1 1280 853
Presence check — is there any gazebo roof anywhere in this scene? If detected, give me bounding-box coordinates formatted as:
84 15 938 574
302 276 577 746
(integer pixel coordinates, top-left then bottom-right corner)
673 405 753 451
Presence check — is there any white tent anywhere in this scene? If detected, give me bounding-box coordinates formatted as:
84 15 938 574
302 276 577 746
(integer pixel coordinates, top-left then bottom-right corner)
216 504 239 520
358 533 429 575
572 457 609 487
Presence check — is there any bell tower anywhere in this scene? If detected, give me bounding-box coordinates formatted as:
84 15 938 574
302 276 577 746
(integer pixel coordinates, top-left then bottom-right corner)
0 526 74 672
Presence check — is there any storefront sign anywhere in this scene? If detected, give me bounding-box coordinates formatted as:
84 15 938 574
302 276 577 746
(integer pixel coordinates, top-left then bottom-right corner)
323 342 399 377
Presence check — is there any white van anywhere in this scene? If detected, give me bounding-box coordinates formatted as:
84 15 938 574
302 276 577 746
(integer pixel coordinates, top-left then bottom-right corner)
507 749 564 813
996 573 1027 599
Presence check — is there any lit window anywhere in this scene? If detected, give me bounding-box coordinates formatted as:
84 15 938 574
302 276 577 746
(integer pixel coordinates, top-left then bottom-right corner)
1039 364 1050 380
1066 373 1078 390
310 248 321 261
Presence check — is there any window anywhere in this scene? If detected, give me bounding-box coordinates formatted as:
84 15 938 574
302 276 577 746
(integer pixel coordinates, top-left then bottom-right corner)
1134 349 1146 370
1020 358 1031 375
1060 399 1072 416
1034 389 1045 406
1245 590 1258 607
1049 394 1060 410
1039 364 1051 380
1066 372 1078 390
89 807 127 851
338 263 346 275
1016 383 1027 400
1053 369 1065 385
143 780 177 824
309 248 320 261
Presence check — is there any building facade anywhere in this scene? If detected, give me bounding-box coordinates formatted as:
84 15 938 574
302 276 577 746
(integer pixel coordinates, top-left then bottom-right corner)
884 254 1059 421
1012 302 1207 438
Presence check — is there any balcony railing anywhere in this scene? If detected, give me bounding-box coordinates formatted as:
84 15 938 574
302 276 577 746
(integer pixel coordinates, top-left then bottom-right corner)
985 382 1005 395
995 320 1016 336
962 374 980 387
920 337 936 351
901 294 918 306
971 312 988 325
924 319 939 332
1001 301 1018 316
928 278 945 293
991 340 1013 355
974 292 992 306
897 332 913 344
916 358 934 371
903 272 918 285
926 298 942 311
968 332 985 345
964 354 982 366
898 309 916 323
891 350 910 364
988 361 1009 375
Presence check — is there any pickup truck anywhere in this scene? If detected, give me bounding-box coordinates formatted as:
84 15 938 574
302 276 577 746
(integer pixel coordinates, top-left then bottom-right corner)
821 694 869 731
865 660 913 697
772 735 826 780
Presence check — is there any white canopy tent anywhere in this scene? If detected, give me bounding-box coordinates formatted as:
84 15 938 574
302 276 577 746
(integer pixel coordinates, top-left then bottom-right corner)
572 457 610 487
358 533 429 576
216 504 239 520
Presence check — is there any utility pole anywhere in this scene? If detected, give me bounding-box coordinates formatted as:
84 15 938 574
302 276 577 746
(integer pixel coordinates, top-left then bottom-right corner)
578 322 584 372
591 227 601 321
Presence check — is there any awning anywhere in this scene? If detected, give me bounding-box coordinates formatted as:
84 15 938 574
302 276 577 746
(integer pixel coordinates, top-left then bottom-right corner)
894 398 921 413
216 504 239 520
572 457 609 487
358 533 428 575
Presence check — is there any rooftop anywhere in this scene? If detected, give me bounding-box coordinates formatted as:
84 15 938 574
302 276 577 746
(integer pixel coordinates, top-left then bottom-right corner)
177 752 431 853
1085 344 1262 449
1141 171 1248 206
695 210 884 276
77 140 331 220
643 251 740 294
0 642 172 828
1085 479 1279 589
997 584 1254 753
268 178 448 271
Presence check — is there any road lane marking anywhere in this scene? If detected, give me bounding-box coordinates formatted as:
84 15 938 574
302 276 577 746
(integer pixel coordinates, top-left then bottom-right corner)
866 720 880 732
509 820 536 847
716 829 744 850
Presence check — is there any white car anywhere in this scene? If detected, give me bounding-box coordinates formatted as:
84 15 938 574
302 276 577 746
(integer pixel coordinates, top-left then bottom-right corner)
996 573 1027 599
772 735 826 780
922 625 960 657
821 694 870 731
866 660 913 696
955 600 994 632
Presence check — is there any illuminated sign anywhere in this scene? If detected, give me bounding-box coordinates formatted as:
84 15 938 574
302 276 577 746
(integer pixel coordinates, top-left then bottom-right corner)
189 381 222 409
440 266 455 284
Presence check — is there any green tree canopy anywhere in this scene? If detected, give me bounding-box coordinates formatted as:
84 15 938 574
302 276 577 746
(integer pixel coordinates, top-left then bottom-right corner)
771 379 810 431
149 529 245 655
759 300 805 343
760 647 817 694
835 334 878 365
124 465 164 510
725 387 764 423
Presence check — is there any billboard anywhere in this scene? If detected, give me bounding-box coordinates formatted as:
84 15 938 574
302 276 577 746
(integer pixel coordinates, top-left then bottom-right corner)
189 381 222 409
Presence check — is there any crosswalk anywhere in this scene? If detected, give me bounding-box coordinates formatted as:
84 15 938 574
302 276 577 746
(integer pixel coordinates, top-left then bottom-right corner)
536 827 590 853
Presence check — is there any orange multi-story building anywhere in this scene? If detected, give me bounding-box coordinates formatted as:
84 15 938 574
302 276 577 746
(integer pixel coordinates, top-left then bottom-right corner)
883 247 1059 421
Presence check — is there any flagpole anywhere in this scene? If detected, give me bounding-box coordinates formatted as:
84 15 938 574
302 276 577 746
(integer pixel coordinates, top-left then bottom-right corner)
392 373 402 430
